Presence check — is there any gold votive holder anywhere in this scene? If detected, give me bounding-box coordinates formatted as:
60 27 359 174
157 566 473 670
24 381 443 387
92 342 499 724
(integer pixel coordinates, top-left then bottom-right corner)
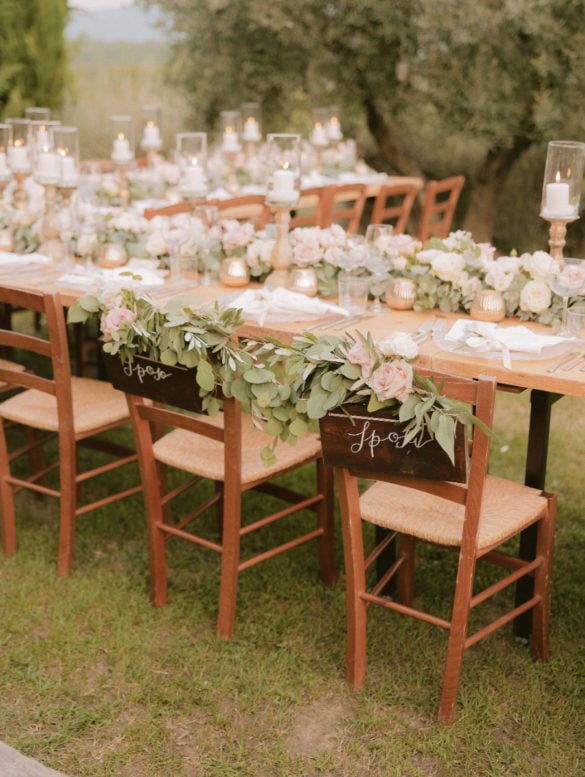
219 256 250 287
98 243 128 269
0 227 14 252
470 289 506 322
289 267 318 297
386 277 417 310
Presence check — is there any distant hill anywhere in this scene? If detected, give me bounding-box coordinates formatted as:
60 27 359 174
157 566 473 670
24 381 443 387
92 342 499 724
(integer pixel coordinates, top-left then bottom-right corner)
67 3 168 43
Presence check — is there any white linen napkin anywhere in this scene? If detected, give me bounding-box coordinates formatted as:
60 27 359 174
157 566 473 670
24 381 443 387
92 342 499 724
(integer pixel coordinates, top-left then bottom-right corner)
226 287 349 326
0 251 51 269
58 264 166 291
444 319 573 368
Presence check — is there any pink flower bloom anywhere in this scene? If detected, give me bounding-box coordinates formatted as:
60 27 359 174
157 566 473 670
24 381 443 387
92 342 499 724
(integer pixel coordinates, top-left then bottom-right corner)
367 360 413 402
346 339 376 378
101 306 136 337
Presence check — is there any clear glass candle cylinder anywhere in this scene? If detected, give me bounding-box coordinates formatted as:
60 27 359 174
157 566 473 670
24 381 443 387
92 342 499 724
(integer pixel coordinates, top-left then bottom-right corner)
0 124 13 181
25 106 51 123
141 104 163 151
53 126 80 187
540 140 585 220
326 105 343 142
310 108 330 147
220 110 242 153
265 133 301 205
240 102 262 143
6 119 32 173
176 132 208 198
110 114 134 164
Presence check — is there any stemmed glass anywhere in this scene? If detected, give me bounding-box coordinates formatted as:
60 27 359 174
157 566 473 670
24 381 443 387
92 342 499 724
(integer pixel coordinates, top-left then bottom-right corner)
552 258 585 336
163 222 193 287
364 223 393 312
194 205 221 285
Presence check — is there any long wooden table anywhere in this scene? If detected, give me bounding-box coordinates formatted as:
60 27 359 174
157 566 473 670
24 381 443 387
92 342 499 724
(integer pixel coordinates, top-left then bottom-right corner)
4 271 581 634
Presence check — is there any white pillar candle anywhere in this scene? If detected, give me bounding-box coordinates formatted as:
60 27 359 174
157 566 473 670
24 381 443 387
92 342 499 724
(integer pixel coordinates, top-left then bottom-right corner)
270 168 298 202
60 156 78 186
222 127 241 153
142 121 161 147
36 150 61 181
8 141 31 172
545 181 572 217
242 118 261 142
35 127 50 148
112 133 132 163
180 161 206 194
310 123 328 147
327 117 343 141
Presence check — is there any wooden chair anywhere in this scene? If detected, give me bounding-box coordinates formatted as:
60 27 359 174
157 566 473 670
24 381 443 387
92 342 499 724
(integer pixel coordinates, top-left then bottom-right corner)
124 384 337 639
0 287 142 576
290 187 326 229
320 369 556 724
144 201 192 220
370 180 423 234
212 194 271 229
418 175 465 243
319 183 367 233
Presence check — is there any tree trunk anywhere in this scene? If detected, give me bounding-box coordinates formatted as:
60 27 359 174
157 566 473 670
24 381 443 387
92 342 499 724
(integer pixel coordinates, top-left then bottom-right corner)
363 97 425 179
463 138 533 243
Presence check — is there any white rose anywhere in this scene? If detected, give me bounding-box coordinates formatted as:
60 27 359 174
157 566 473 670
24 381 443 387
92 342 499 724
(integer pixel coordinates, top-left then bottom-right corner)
145 231 168 257
520 279 552 313
484 264 515 292
430 252 466 285
521 250 560 281
377 332 419 360
416 248 443 265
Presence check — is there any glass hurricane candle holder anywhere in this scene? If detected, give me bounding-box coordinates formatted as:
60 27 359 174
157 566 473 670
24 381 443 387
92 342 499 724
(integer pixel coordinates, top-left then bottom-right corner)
110 114 134 165
0 124 13 184
220 110 242 154
25 106 51 123
540 140 585 262
176 132 208 202
141 104 163 165
53 125 80 204
326 105 343 143
6 119 32 173
240 102 262 144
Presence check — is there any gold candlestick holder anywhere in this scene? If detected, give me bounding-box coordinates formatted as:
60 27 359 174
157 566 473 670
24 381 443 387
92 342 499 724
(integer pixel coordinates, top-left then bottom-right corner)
39 182 63 261
57 184 77 209
12 172 29 211
544 216 577 264
225 152 239 194
265 202 294 289
116 163 130 209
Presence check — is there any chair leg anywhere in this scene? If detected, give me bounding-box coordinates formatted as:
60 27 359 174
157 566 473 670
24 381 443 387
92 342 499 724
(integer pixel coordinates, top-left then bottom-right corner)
438 555 476 725
57 435 78 576
148 464 169 607
531 495 557 660
0 424 16 556
216 481 241 639
317 460 338 587
337 468 367 688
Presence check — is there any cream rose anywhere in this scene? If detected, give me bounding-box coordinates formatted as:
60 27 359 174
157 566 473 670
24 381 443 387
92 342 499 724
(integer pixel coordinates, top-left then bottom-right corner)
377 332 419 360
367 360 413 402
519 279 552 314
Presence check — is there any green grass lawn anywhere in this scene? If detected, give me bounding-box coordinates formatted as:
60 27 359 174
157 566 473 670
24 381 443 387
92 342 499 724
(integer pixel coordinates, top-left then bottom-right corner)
1 389 584 777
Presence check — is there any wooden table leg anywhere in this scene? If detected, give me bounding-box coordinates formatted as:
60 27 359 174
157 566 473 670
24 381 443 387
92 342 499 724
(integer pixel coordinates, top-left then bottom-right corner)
514 389 562 638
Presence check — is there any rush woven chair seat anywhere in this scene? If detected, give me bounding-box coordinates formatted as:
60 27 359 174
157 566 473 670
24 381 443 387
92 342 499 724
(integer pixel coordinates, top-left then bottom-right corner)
124 385 337 639
0 287 142 576
320 369 556 724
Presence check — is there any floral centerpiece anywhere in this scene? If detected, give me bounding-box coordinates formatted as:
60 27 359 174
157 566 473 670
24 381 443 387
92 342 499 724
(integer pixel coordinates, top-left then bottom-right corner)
68 286 482 466
288 225 362 297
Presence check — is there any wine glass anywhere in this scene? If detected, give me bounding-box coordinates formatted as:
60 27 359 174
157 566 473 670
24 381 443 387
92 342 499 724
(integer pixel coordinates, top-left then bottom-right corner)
552 258 585 336
365 223 393 312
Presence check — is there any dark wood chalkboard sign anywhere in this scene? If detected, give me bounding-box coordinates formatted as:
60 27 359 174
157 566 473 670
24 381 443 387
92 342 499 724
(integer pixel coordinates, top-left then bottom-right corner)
319 405 468 482
102 352 205 413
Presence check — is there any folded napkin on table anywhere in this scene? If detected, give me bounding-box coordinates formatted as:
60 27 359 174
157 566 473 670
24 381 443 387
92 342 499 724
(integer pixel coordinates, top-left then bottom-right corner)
443 319 573 368
0 251 51 270
58 263 166 291
225 287 349 326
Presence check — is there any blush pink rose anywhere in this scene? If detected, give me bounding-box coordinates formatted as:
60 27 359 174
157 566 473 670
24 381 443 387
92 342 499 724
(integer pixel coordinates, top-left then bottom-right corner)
101 306 136 337
346 339 375 378
367 360 413 402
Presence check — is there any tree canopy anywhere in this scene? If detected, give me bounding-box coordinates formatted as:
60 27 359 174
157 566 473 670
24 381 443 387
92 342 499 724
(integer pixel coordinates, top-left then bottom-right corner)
145 0 585 249
0 0 68 118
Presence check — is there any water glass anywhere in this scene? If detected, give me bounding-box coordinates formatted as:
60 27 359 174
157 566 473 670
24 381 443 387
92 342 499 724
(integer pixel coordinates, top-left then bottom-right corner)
337 274 369 314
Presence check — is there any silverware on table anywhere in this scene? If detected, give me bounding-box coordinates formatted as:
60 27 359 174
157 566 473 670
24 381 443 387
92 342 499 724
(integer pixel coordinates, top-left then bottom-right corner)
562 353 585 371
546 351 581 373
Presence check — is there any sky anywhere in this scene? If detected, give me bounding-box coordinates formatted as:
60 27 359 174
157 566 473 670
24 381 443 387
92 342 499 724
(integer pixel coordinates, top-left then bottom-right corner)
69 0 134 10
